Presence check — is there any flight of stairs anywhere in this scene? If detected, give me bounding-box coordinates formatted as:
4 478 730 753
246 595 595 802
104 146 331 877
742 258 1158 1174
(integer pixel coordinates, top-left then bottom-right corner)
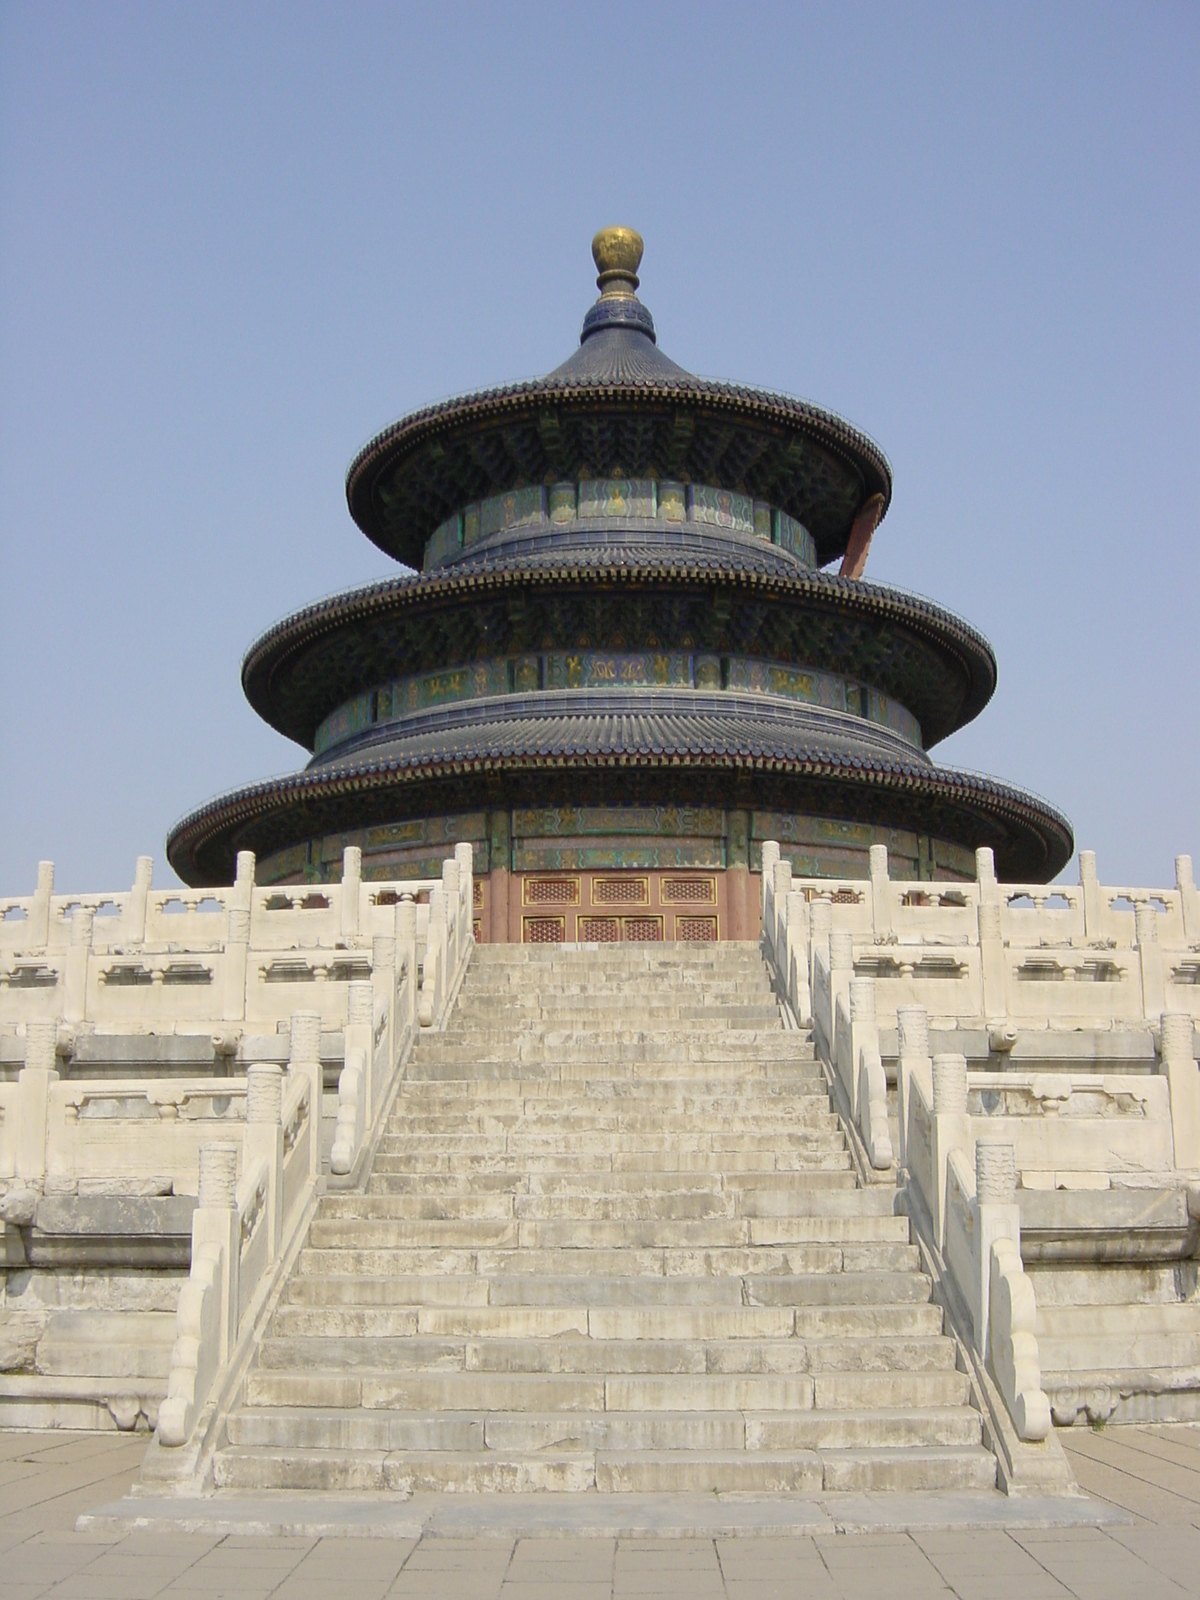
214 942 995 1493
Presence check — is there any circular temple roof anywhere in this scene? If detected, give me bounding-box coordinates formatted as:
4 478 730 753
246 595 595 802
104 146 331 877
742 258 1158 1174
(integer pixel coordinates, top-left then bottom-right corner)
345 237 892 569
239 546 998 754
165 697 1073 888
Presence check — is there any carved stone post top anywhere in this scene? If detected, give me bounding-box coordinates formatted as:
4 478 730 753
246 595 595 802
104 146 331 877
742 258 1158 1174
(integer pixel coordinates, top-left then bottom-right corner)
1161 1011 1197 1062
36 861 54 894
760 842 780 912
809 900 833 939
773 859 792 893
975 1135 1017 1205
395 899 418 942
454 841 474 872
1135 902 1159 945
133 855 153 889
975 846 996 883
288 1011 322 1066
829 929 855 972
347 979 374 1027
341 846 362 881
246 1063 283 1124
235 850 256 886
1079 849 1098 884
1178 854 1196 892
896 1004 930 1059
23 1020 58 1073
931 1052 968 1115
869 844 889 877
849 975 876 1022
442 858 460 896
198 1142 239 1208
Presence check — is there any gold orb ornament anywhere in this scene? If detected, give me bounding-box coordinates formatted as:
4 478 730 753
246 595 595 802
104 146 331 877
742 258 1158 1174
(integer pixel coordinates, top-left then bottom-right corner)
592 227 644 297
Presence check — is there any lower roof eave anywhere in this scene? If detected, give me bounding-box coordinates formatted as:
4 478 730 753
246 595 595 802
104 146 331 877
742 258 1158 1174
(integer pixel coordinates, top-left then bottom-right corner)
166 748 1073 889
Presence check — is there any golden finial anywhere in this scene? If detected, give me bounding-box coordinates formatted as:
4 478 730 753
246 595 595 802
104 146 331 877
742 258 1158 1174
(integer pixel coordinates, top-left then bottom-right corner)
592 227 644 297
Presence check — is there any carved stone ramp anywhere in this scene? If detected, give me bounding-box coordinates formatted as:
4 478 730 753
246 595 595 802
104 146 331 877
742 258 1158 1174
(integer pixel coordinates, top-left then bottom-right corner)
213 942 997 1493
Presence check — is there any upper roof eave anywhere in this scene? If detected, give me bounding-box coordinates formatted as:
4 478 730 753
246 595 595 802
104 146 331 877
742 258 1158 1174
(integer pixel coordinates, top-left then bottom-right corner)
343 371 894 567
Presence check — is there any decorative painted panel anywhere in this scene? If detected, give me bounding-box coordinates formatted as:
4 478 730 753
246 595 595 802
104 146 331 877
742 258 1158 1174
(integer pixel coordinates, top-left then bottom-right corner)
315 650 923 759
548 483 577 523
423 513 462 570
420 480 819 570
314 692 373 755
777 510 817 566
513 805 725 839
689 485 754 533
728 658 846 711
480 486 546 538
544 651 690 691
513 841 725 872
657 481 686 522
578 479 655 519
752 811 920 858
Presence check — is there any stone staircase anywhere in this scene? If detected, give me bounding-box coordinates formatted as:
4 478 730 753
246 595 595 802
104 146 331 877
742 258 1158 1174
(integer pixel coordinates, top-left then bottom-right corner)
214 942 995 1493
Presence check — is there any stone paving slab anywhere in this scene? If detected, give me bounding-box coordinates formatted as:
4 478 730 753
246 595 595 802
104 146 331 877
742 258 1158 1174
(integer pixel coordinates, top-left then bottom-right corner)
3 1426 1200 1597
77 1485 1125 1540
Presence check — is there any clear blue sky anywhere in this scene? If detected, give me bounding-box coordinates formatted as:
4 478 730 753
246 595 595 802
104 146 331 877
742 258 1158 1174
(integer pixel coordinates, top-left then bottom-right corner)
2 3 1196 893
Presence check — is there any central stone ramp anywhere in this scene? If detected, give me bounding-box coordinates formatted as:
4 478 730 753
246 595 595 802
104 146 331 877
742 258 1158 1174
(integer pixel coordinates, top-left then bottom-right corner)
216 943 995 1493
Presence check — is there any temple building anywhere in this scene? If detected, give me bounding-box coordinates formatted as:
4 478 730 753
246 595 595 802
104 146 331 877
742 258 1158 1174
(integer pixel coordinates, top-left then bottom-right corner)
167 229 1072 942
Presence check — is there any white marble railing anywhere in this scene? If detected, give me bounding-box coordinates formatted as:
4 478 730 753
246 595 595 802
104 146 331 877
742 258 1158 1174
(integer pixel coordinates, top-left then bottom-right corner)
762 840 1200 1037
762 843 1200 1030
761 836 1200 1447
0 844 476 1037
910 1064 1050 1440
0 843 476 1458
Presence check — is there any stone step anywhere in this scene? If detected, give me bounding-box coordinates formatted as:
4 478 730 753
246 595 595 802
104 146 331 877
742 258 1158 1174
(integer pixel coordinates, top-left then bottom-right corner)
254 1333 957 1378
342 1169 856 1201
369 1151 852 1176
818 1445 996 1493
243 1368 969 1412
412 1036 805 1057
298 1245 922 1286
403 1067 823 1090
406 1057 820 1079
377 1111 840 1137
290 1256 934 1299
212 1446 597 1494
373 1135 847 1162
213 1437 996 1495
449 1003 782 1023
224 1403 979 1456
393 1079 820 1104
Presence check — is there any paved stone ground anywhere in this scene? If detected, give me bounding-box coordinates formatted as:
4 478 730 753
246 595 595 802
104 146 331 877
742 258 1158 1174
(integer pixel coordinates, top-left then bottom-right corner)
3 1426 1200 1597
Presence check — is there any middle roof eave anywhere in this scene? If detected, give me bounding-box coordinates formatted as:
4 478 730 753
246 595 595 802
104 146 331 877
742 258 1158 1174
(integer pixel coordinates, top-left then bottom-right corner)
240 549 998 753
